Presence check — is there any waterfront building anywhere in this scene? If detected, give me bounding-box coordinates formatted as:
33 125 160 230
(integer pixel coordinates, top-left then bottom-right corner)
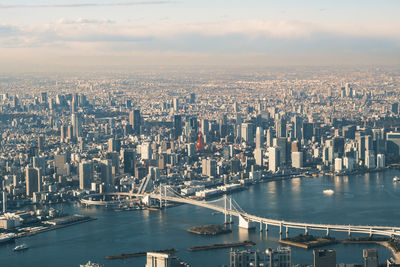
363 249 378 267
313 249 336 267
146 252 189 267
266 246 291 267
79 161 93 190
269 147 280 173
291 151 303 168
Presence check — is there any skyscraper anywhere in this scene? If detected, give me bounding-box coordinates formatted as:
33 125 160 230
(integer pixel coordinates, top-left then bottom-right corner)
79 161 93 190
363 249 378 267
269 147 280 173
129 110 141 135
173 115 182 140
71 113 82 138
313 249 336 267
276 118 287 138
25 166 40 196
255 127 264 149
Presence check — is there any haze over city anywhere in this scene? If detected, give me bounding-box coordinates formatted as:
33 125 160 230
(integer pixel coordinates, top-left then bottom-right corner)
0 0 400 71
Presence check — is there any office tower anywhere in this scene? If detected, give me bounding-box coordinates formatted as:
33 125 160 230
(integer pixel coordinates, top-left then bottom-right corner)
345 83 352 97
25 166 40 196
54 153 68 175
343 157 355 171
363 249 378 267
291 151 303 168
129 109 141 135
377 154 385 168
38 136 45 151
387 132 400 157
106 152 120 176
241 123 254 145
266 247 291 267
230 250 250 267
108 138 121 153
291 141 300 152
71 113 82 138
269 147 280 173
335 158 343 172
40 92 47 104
365 150 376 169
274 137 288 164
123 150 135 175
141 142 152 160
173 115 182 140
79 161 93 190
202 158 217 177
302 122 314 141
392 103 399 114
189 93 195 104
276 118 287 138
292 116 303 140
60 125 67 142
313 249 336 267
99 160 112 186
145 252 189 267
254 148 263 166
255 127 264 149
266 128 273 147
2 191 7 213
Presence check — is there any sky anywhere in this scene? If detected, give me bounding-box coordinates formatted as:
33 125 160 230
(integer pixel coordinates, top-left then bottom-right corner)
0 0 399 71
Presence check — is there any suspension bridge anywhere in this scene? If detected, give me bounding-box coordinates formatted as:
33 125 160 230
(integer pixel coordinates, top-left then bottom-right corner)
80 186 400 238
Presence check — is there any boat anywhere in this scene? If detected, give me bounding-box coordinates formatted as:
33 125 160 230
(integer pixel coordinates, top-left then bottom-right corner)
80 261 102 267
14 243 29 251
393 176 400 182
0 233 16 244
323 189 334 195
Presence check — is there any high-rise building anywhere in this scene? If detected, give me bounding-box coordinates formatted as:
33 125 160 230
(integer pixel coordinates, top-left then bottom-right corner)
266 247 291 267
38 136 45 151
173 115 182 140
108 138 121 153
254 148 263 166
387 132 400 157
202 158 217 177
25 166 40 196
269 147 280 173
392 103 399 114
363 249 378 267
141 142 152 160
71 113 82 138
276 118 287 138
255 127 264 149
241 123 254 145
377 154 385 168
173 97 180 111
129 110 141 135
313 249 336 267
123 150 135 175
291 151 303 168
79 161 93 190
145 252 189 267
292 116 303 140
230 250 250 267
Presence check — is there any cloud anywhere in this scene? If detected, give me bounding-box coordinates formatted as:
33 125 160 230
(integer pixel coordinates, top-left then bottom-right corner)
0 1 176 9
57 18 115 25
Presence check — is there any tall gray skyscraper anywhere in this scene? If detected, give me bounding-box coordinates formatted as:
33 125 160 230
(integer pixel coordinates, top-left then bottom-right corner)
79 161 93 190
255 126 264 149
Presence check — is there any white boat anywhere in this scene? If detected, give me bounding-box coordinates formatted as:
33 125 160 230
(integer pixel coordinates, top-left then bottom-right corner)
80 261 102 267
0 233 16 244
14 243 29 251
323 189 335 195
393 176 400 182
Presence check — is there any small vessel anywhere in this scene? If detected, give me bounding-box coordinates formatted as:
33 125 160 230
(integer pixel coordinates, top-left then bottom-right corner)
80 261 102 267
393 176 400 182
14 243 29 251
323 189 334 195
0 233 16 244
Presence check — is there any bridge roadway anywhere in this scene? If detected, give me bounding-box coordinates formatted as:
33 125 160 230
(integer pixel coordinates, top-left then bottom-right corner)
80 192 400 237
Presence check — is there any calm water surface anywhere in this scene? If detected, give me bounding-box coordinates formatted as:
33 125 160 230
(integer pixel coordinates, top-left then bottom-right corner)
2 170 400 267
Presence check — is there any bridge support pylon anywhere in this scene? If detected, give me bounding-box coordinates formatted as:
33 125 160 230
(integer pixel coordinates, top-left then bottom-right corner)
265 224 268 232
305 226 308 235
326 227 330 237
260 222 263 232
279 223 282 235
239 215 254 229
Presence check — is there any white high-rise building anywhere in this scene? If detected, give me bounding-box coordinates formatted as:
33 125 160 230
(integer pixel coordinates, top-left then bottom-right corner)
377 154 385 168
141 142 152 160
241 123 254 145
343 157 355 171
365 150 376 169
254 148 263 166
269 147 280 173
335 158 343 172
291 151 303 168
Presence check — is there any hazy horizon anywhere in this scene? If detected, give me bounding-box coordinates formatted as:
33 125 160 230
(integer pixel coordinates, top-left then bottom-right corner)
1 0 399 71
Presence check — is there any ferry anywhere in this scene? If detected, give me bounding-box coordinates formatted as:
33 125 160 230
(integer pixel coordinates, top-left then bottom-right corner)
14 243 29 251
0 233 16 244
393 176 400 183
